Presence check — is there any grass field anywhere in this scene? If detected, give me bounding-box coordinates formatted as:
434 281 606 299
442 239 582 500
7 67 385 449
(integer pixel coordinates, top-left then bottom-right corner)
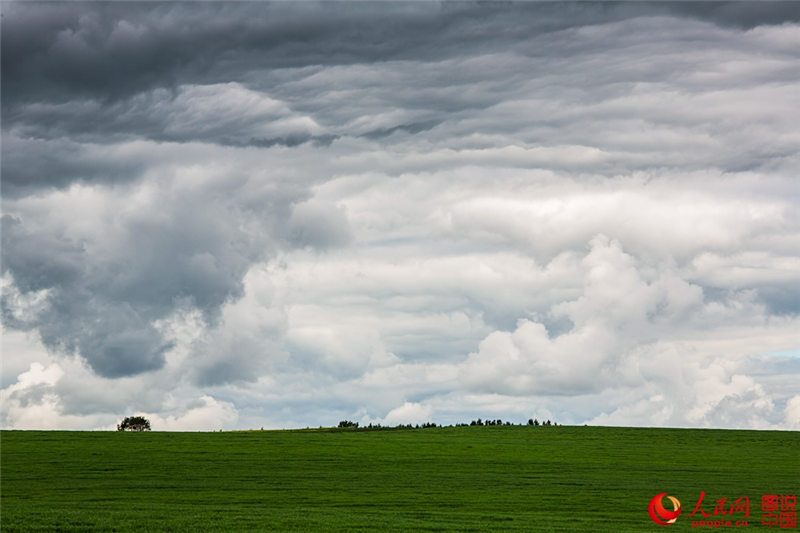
1 426 798 531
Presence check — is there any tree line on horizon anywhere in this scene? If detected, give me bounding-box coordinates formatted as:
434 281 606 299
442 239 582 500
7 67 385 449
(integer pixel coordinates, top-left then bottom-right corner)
114 415 558 432
336 418 558 430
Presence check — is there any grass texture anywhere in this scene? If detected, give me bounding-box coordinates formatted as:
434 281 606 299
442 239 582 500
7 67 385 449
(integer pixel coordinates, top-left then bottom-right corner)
1 426 797 531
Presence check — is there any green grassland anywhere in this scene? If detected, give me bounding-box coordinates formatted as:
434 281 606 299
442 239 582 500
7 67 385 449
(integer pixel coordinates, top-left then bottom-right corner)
1 426 798 531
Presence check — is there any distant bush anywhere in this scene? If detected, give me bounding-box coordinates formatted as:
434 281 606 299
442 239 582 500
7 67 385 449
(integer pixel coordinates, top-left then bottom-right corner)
117 416 151 432
338 420 359 428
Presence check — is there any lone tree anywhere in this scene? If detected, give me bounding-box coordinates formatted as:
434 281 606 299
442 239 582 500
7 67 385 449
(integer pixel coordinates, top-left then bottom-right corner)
117 416 151 432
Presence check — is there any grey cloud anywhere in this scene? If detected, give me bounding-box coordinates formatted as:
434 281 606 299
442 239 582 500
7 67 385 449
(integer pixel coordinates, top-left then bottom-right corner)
1 176 280 378
246 134 340 149
361 120 443 141
192 346 275 387
1 135 147 198
6 83 328 147
698 282 800 318
757 285 800 316
5 3 798 195
188 289 288 387
667 2 800 29
1 135 345 381
59 303 170 377
7 2 793 116
1 215 84 294
4 382 52 410
286 201 352 250
1 2 478 107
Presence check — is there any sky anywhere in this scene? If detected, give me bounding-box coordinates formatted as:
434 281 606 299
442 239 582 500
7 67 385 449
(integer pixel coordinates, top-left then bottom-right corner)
1 1 799 431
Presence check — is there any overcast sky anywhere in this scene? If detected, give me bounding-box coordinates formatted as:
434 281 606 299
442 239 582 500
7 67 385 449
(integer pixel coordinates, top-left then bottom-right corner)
2 1 799 431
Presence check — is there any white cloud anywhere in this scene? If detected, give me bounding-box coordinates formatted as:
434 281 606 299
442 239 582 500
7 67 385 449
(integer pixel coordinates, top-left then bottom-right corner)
456 236 799 428
459 236 696 394
143 395 238 432
785 396 800 429
0 356 239 431
1 362 64 425
381 402 434 426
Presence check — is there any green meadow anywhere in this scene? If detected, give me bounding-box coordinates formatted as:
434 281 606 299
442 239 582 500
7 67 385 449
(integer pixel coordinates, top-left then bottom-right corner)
1 426 797 531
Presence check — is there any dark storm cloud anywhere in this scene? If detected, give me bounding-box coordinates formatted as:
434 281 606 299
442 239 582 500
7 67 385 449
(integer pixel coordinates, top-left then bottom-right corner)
668 2 800 30
1 1 479 107
1 135 146 198
2 79 346 155
1 215 167 376
1 215 84 293
4 2 797 172
361 120 443 141
7 2 794 116
0 171 293 377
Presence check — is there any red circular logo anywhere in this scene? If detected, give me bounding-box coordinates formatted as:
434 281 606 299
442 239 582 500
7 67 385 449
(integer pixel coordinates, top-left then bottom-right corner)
649 493 682 526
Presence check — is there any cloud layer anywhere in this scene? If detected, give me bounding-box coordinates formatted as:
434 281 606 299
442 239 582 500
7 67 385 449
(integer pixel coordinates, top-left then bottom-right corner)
2 2 799 431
